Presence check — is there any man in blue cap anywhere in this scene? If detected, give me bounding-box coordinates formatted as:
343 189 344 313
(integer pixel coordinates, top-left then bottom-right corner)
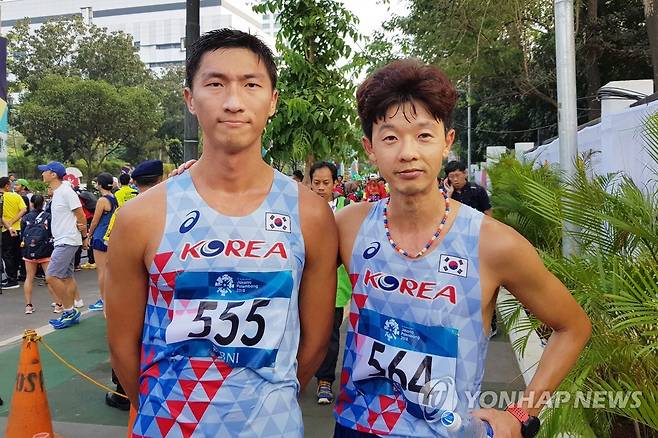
38 161 89 329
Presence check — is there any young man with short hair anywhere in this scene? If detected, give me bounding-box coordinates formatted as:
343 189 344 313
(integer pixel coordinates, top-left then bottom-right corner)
309 161 352 405
106 29 336 437
39 161 89 329
0 176 27 289
333 60 591 438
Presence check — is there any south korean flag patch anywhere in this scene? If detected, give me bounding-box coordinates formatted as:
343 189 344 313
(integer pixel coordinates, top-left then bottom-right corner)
439 254 468 277
266 212 291 233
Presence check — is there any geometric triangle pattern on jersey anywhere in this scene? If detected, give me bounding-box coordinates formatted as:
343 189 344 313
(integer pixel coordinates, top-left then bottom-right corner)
335 201 491 438
134 170 306 437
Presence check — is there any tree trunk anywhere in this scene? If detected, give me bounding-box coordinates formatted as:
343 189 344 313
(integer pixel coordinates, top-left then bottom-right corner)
303 152 314 186
644 0 658 90
585 0 602 121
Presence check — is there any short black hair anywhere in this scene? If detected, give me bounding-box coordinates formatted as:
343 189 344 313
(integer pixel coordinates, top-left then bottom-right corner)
445 160 467 175
292 170 304 181
309 161 338 182
119 173 131 185
31 193 45 210
134 175 162 189
186 28 277 89
0 176 9 188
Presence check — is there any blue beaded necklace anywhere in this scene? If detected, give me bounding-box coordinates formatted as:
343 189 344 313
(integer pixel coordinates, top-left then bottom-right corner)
383 189 451 259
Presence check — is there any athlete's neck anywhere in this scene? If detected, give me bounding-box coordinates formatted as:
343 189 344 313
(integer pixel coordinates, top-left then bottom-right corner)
192 141 272 194
386 185 446 234
50 180 63 191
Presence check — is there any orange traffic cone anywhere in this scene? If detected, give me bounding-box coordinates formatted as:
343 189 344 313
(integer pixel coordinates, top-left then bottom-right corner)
127 405 137 437
5 329 55 438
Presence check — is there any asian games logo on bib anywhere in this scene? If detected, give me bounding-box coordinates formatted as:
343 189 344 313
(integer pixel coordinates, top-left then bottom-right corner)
384 318 400 341
266 212 290 233
215 274 234 296
439 254 468 278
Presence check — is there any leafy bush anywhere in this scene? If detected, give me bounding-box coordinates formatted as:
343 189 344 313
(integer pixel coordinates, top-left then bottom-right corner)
489 117 658 436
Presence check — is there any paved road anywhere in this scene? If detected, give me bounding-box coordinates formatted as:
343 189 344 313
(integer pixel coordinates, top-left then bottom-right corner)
0 270 525 437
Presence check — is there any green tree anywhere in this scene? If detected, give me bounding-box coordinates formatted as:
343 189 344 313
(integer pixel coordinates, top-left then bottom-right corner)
147 65 185 142
7 16 150 91
388 0 653 162
14 75 163 182
254 0 363 177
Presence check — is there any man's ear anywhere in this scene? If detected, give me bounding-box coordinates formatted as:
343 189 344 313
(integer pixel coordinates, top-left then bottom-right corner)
362 136 376 164
269 89 279 118
184 87 197 116
443 128 456 159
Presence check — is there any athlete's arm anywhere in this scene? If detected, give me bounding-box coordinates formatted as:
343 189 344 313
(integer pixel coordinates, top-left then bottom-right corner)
106 189 163 407
335 202 374 271
296 186 339 390
475 218 591 435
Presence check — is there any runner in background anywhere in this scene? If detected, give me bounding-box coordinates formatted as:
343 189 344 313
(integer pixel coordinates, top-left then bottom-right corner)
309 161 352 405
21 194 56 314
85 173 118 312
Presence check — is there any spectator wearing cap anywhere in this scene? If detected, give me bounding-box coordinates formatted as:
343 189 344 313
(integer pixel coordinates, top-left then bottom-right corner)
85 173 118 313
15 178 33 209
0 175 28 289
131 159 164 191
38 161 90 329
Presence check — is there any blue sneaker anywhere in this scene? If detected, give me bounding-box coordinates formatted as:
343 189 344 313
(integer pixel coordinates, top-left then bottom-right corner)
88 299 104 311
51 309 81 329
316 380 334 405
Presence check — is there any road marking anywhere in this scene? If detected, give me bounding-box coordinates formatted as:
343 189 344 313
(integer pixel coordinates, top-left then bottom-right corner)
0 309 93 348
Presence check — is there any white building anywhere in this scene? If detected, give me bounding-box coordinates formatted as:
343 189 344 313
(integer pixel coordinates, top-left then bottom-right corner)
0 0 275 72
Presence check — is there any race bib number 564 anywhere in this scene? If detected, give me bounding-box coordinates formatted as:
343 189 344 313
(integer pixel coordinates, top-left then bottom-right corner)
165 271 293 369
352 309 459 420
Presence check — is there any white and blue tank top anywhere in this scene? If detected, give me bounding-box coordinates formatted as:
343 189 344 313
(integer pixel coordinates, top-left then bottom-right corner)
134 170 305 437
335 200 489 437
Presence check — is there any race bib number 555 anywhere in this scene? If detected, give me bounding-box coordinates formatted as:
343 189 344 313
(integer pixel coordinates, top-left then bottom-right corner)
165 271 293 369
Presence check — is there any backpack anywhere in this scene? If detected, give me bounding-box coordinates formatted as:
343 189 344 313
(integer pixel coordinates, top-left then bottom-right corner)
78 190 98 221
21 211 54 260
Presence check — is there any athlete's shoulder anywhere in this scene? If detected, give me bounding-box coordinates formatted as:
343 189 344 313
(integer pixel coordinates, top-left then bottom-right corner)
116 181 166 226
297 182 334 225
336 201 373 232
479 215 535 267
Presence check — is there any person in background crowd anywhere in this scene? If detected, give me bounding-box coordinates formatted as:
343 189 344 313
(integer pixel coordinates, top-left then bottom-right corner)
39 161 89 329
21 194 57 314
75 186 98 270
363 174 387 202
292 169 304 183
444 160 492 216
309 161 352 406
1 176 27 289
8 173 16 191
345 181 361 203
85 173 118 312
114 173 138 207
334 175 345 196
15 179 33 208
